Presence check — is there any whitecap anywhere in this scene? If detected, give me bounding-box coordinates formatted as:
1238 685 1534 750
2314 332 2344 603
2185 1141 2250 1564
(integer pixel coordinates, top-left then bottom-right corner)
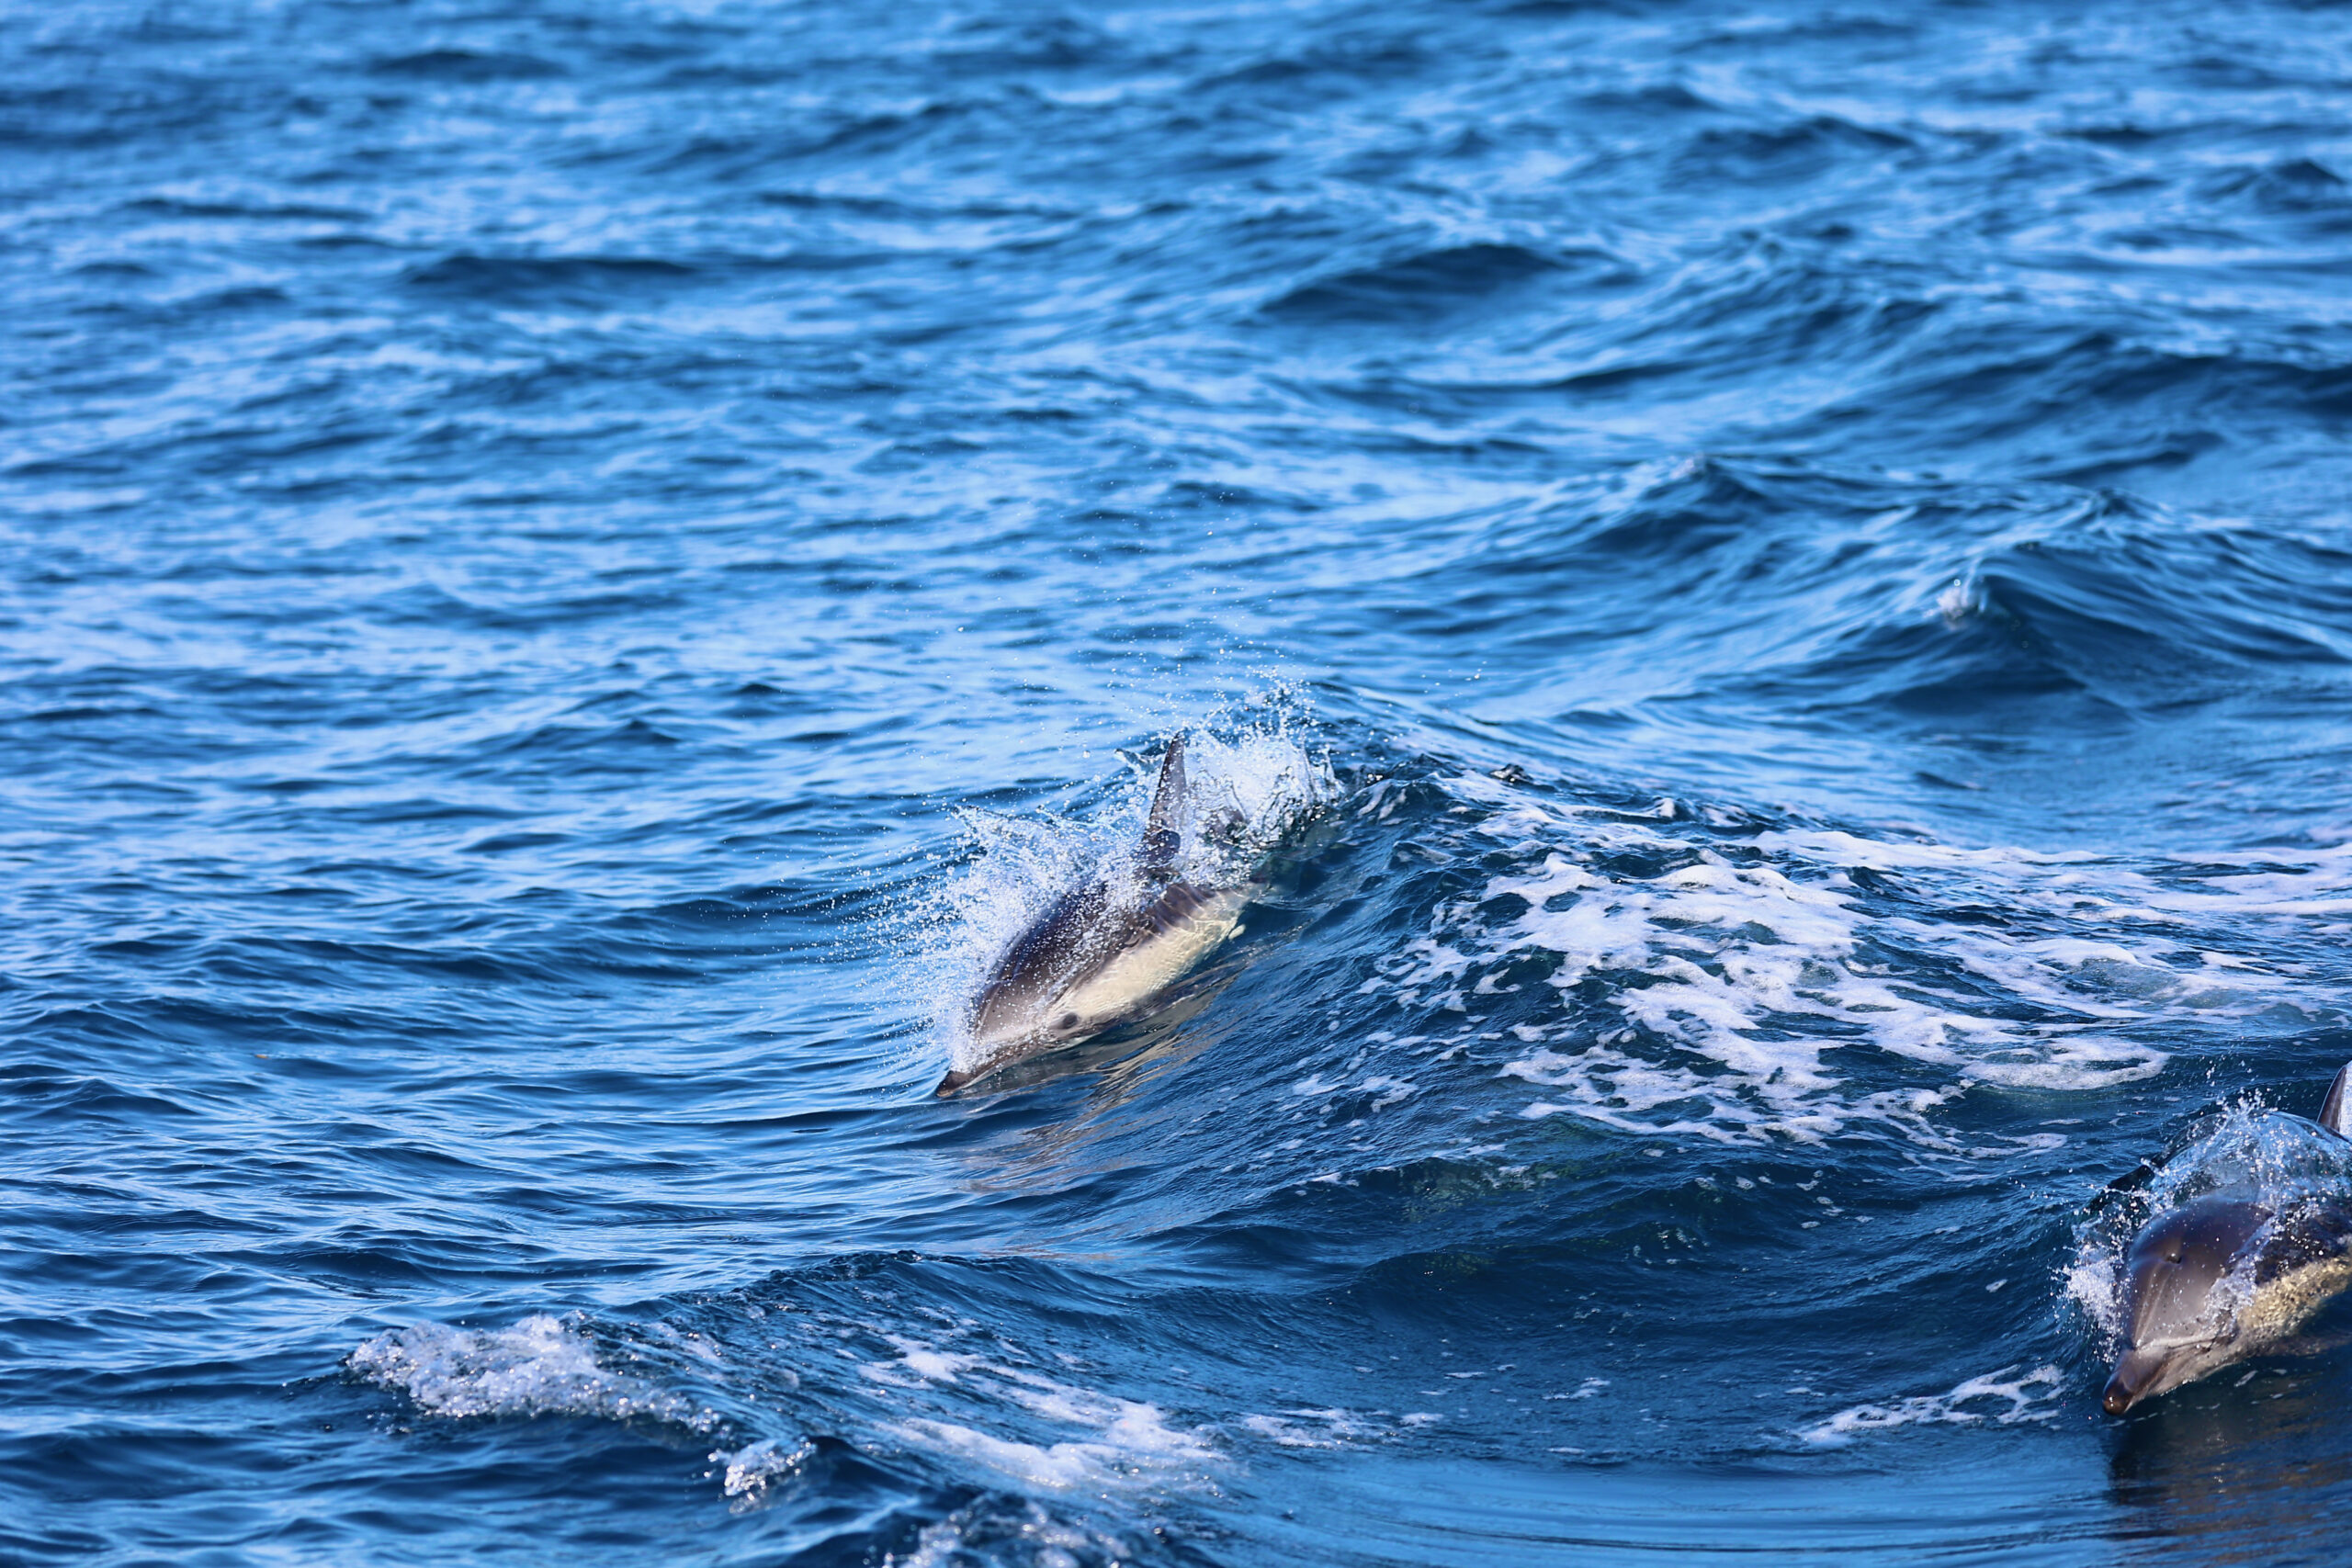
1352 784 2352 1151
348 1313 711 1428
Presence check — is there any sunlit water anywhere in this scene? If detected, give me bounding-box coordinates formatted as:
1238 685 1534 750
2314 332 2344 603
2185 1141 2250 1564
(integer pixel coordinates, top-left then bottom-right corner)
8 1 2352 1562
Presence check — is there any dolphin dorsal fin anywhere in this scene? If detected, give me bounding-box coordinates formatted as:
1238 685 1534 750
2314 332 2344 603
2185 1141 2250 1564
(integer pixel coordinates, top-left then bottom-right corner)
2322 1062 2352 1139
1140 732 1187 875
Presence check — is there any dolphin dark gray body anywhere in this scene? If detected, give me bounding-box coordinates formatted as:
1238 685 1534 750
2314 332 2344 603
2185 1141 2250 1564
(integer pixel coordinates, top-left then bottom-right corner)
2100 1063 2352 1416
937 736 1249 1097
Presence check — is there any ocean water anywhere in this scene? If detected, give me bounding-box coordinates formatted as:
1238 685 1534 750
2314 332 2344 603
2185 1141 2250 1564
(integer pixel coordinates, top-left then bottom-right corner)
8 0 2352 1562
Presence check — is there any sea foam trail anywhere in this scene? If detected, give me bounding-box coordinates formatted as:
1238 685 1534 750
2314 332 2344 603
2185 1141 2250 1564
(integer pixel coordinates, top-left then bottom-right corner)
1354 775 2350 1149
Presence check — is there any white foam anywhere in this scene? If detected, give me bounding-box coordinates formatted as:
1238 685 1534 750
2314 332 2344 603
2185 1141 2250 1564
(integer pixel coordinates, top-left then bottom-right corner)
1358 788 2352 1149
348 1313 710 1428
1764 829 2352 928
887 1402 1212 1492
1238 1406 1397 1448
887 1419 1119 1490
867 1336 1216 1493
1799 1365 2064 1447
860 1334 982 1388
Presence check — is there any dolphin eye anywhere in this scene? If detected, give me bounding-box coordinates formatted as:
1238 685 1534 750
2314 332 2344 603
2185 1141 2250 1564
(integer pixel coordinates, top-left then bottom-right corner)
1059 1013 1079 1030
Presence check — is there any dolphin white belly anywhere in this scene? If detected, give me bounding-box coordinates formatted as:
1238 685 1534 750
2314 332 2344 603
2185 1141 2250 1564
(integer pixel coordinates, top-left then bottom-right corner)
1048 884 1245 1031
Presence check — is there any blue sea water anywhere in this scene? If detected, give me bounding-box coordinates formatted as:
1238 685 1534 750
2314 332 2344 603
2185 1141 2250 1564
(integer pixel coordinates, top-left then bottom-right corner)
8 0 2352 1561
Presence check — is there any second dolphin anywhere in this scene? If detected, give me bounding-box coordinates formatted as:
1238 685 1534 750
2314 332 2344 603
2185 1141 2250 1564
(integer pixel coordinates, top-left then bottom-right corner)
2099 1062 2352 1415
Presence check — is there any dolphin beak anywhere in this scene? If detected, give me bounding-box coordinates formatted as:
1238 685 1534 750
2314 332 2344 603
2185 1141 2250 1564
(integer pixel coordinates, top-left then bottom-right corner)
2102 1345 2185 1416
934 1069 972 1098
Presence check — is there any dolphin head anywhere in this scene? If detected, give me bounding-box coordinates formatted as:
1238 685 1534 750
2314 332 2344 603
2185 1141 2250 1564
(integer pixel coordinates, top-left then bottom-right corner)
2102 1196 2271 1416
934 882 1122 1096
938 964 1095 1096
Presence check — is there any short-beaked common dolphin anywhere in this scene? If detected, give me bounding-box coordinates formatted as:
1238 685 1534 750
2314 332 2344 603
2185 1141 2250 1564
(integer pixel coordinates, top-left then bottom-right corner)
936 735 1250 1097
2100 1063 2352 1416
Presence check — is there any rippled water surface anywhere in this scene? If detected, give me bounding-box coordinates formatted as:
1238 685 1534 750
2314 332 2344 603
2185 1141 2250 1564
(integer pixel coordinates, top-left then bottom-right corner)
10 1 2352 1562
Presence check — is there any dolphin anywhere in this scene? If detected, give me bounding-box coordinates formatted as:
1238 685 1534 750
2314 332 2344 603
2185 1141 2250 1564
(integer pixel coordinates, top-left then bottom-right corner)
2100 1063 2352 1416
936 735 1250 1097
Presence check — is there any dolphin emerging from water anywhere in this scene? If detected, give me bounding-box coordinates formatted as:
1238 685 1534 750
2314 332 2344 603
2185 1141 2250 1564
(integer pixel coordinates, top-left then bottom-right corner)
2100 1063 2352 1416
936 735 1250 1097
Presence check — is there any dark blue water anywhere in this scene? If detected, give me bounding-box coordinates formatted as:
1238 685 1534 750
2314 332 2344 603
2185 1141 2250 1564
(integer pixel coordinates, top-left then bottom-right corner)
9 1 2352 1562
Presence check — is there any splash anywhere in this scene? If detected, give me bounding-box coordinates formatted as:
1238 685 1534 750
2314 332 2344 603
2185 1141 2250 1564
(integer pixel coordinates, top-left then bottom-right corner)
347 1313 713 1429
2140 1102 2352 1210
713 1437 816 1506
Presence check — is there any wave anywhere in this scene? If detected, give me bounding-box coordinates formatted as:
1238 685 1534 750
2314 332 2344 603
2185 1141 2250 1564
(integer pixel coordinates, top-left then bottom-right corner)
1261 244 1614 326
1670 115 1915 184
1338 772 2335 1148
367 51 566 83
401 254 703 307
1362 457 2352 750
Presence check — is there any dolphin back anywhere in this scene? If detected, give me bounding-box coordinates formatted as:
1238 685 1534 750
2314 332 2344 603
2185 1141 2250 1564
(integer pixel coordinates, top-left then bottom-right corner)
2251 1198 2352 1286
2321 1061 2352 1138
1141 733 1187 876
